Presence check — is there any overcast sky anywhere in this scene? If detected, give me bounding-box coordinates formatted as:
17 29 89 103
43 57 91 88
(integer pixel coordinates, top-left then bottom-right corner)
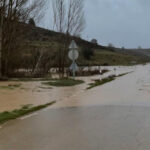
40 0 150 48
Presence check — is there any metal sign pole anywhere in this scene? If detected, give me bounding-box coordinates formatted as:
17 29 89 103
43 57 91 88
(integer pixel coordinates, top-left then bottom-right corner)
72 48 75 78
68 40 79 78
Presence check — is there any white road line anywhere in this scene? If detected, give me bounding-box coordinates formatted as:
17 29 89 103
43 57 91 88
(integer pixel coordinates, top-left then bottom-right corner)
19 113 38 120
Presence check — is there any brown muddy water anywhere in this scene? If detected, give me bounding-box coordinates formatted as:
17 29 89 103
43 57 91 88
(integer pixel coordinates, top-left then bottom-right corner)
0 65 140 112
51 64 150 108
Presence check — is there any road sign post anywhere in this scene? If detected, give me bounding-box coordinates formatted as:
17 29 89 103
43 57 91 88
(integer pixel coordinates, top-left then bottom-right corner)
68 40 79 78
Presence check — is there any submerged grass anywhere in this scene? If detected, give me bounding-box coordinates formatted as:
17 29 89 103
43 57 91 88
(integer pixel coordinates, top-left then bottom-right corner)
0 101 56 124
87 72 131 89
87 75 116 90
39 86 52 89
43 78 84 87
0 84 21 90
116 72 132 77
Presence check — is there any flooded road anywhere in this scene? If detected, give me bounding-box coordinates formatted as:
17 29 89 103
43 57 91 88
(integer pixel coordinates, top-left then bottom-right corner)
0 64 150 150
0 80 86 112
52 64 150 108
0 65 133 112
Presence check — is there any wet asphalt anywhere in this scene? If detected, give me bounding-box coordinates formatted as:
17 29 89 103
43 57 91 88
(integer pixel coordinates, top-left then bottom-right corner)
0 105 150 150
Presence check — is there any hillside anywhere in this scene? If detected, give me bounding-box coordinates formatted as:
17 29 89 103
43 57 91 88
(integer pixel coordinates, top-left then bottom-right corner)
20 24 150 66
128 49 150 58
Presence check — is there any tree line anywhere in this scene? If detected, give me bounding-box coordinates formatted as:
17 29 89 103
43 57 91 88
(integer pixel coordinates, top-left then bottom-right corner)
0 0 85 78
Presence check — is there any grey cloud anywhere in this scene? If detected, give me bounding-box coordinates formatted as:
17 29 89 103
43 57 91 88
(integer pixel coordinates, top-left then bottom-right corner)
41 0 150 48
83 0 150 48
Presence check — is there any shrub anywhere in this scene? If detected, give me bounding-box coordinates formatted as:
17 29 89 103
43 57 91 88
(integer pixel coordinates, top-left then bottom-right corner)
29 18 36 26
82 48 94 60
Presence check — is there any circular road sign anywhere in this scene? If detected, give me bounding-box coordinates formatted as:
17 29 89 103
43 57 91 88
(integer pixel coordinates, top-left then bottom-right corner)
68 50 79 60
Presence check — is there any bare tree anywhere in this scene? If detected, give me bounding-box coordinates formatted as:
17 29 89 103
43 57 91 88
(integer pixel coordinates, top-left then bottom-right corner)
91 39 98 44
52 0 65 33
29 18 36 26
0 0 4 78
52 0 85 36
52 0 85 77
108 43 114 48
0 0 46 77
121 46 125 50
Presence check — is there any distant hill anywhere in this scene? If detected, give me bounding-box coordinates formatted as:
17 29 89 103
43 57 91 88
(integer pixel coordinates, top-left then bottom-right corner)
20 24 150 66
131 49 150 57
115 48 150 63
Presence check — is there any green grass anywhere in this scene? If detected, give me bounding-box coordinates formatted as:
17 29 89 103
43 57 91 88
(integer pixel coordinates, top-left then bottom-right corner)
87 72 131 89
0 84 21 90
43 78 84 87
0 101 56 124
78 49 141 66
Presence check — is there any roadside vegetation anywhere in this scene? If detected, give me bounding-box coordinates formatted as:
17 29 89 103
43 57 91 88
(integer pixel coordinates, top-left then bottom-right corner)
0 101 56 124
69 69 109 77
43 78 84 87
0 84 21 90
87 72 130 89
87 75 116 90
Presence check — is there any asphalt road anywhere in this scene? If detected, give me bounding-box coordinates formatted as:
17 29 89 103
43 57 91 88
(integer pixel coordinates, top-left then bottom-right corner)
0 64 150 150
1 106 150 150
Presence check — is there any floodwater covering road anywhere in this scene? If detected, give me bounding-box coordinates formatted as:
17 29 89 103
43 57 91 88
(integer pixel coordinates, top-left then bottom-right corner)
52 64 150 108
0 78 86 112
0 65 132 112
0 64 150 150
